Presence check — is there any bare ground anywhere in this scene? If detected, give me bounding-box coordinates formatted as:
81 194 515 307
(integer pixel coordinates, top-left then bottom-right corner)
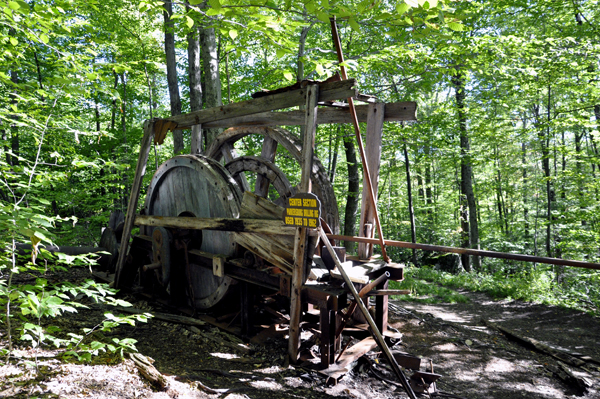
1 268 599 399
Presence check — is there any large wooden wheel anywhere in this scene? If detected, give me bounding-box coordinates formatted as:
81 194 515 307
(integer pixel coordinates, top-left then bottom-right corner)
206 126 340 234
143 154 242 309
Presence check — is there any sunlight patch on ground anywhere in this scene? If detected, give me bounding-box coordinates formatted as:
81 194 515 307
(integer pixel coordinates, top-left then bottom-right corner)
248 379 283 390
402 303 475 323
484 357 515 373
210 352 241 359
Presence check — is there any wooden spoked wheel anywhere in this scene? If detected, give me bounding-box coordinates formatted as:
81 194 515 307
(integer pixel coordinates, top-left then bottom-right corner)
143 155 242 309
225 156 296 205
206 126 340 234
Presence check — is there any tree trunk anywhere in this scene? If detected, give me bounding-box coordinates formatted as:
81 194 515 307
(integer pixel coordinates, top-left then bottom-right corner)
200 25 222 147
403 142 417 264
343 134 360 254
328 125 340 182
9 66 19 167
163 0 183 154
187 8 203 154
522 138 529 247
452 72 480 271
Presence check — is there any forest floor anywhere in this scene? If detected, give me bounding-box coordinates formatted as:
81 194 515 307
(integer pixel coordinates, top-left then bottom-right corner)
1 267 599 399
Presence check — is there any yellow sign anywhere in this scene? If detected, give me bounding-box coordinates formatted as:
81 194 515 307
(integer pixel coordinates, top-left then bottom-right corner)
283 193 321 228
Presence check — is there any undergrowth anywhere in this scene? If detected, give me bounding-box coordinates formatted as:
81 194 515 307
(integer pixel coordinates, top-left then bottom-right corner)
389 265 600 316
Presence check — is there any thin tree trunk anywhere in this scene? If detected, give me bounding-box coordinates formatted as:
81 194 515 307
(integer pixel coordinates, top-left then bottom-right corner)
403 142 417 264
452 72 479 271
111 70 118 131
120 72 128 209
163 0 183 154
343 134 360 254
522 139 529 247
200 25 222 147
9 66 19 167
187 9 203 154
328 125 341 182
424 144 433 217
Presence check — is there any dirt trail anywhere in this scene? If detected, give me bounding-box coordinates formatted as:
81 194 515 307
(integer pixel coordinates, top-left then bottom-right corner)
2 268 599 399
392 290 600 399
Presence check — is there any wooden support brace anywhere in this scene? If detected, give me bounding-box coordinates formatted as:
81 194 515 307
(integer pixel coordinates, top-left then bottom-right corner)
115 120 156 288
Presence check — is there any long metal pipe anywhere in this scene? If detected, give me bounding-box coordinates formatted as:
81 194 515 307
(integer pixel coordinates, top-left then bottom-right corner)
318 228 417 399
325 234 600 270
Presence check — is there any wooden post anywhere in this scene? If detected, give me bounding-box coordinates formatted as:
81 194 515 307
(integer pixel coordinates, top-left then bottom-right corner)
358 102 385 260
115 120 156 288
288 84 319 363
191 124 202 155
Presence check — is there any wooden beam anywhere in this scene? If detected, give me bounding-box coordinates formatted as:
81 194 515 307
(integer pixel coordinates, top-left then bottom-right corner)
289 84 319 364
134 215 300 235
358 102 385 259
167 79 356 128
115 120 156 288
196 101 417 129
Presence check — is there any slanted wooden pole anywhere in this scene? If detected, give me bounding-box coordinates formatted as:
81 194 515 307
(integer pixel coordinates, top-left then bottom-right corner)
115 120 156 288
288 84 319 363
358 102 385 259
330 17 389 263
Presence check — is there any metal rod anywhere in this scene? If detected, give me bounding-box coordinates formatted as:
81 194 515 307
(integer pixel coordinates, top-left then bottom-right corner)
330 17 389 264
318 227 417 399
336 271 391 338
325 234 600 271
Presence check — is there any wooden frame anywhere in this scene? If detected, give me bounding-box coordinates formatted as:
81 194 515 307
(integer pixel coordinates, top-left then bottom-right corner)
113 78 417 367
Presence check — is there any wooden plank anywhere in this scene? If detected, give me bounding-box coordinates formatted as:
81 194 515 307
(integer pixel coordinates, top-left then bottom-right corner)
358 102 385 259
135 215 298 235
199 101 417 128
289 84 319 364
115 120 155 288
339 337 377 367
167 79 356 128
375 279 388 333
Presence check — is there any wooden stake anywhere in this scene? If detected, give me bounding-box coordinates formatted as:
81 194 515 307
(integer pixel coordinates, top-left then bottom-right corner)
330 17 389 263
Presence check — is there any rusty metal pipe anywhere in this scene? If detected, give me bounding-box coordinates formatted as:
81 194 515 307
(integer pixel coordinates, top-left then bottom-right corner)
318 227 417 399
325 234 600 271
330 17 389 264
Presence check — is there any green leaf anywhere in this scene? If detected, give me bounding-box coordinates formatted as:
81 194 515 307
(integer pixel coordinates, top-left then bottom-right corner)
40 34 49 44
208 0 221 10
315 63 325 76
8 1 20 10
396 3 409 14
185 16 194 29
10 37 18 46
317 11 329 23
349 17 360 32
229 29 238 40
276 48 286 58
448 22 464 31
283 71 294 81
